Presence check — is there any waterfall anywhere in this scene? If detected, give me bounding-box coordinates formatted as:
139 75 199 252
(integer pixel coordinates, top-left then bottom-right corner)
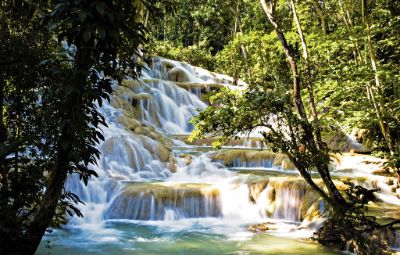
65 57 400 225
63 57 249 226
50 57 400 255
105 183 222 220
100 178 322 223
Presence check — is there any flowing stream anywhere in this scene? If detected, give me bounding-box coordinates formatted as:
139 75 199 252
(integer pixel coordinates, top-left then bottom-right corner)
37 58 400 254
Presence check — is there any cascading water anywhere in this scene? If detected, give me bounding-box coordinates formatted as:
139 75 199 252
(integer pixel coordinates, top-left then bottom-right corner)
38 57 399 255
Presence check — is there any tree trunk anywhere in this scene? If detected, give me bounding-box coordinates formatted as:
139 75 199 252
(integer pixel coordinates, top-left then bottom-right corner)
0 78 7 185
289 3 344 207
23 39 90 255
362 0 395 155
309 0 328 34
290 0 324 149
232 3 249 63
260 1 307 119
261 0 349 212
144 10 149 28
0 84 5 144
289 156 337 207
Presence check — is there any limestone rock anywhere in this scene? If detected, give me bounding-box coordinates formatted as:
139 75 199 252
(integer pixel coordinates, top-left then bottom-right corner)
248 223 270 232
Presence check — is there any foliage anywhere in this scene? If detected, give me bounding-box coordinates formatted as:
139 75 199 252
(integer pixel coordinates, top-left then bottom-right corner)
0 0 58 245
148 40 215 71
0 0 155 253
303 0 400 163
214 31 299 85
149 0 400 166
148 0 236 54
1 0 399 254
189 1 399 252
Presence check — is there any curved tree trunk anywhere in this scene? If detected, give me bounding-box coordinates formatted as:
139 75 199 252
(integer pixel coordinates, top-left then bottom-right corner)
23 38 90 255
290 0 324 149
261 0 350 213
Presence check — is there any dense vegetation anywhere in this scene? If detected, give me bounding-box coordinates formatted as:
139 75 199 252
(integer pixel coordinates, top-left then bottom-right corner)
0 0 399 254
0 0 156 254
149 0 400 164
148 0 400 253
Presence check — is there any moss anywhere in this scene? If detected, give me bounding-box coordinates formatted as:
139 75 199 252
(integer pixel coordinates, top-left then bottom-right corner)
122 182 220 198
106 182 222 220
248 223 270 232
168 68 188 82
171 135 266 147
272 153 295 170
211 150 277 165
248 179 270 202
176 82 224 91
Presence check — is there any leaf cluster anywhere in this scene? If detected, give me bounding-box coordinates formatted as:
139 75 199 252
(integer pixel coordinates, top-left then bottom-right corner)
0 0 154 250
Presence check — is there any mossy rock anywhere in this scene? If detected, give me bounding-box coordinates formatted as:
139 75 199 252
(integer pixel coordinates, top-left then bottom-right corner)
106 182 221 220
211 150 278 165
168 68 188 82
118 116 140 131
248 222 270 232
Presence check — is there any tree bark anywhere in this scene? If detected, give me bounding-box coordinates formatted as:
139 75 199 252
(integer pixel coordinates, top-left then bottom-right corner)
362 0 395 155
289 156 337 207
0 84 5 144
261 0 349 212
290 0 324 149
309 0 328 34
144 10 149 28
0 78 7 185
24 38 90 255
289 3 343 205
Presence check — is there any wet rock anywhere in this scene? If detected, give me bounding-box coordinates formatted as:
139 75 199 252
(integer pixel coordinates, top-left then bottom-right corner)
210 150 293 169
101 137 144 172
121 79 142 90
156 144 171 162
167 162 177 173
179 154 193 166
372 167 392 176
248 180 269 202
137 135 173 164
168 68 187 82
134 126 144 134
273 154 295 170
105 182 221 220
118 116 140 131
351 128 368 143
248 223 270 232
247 177 325 221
